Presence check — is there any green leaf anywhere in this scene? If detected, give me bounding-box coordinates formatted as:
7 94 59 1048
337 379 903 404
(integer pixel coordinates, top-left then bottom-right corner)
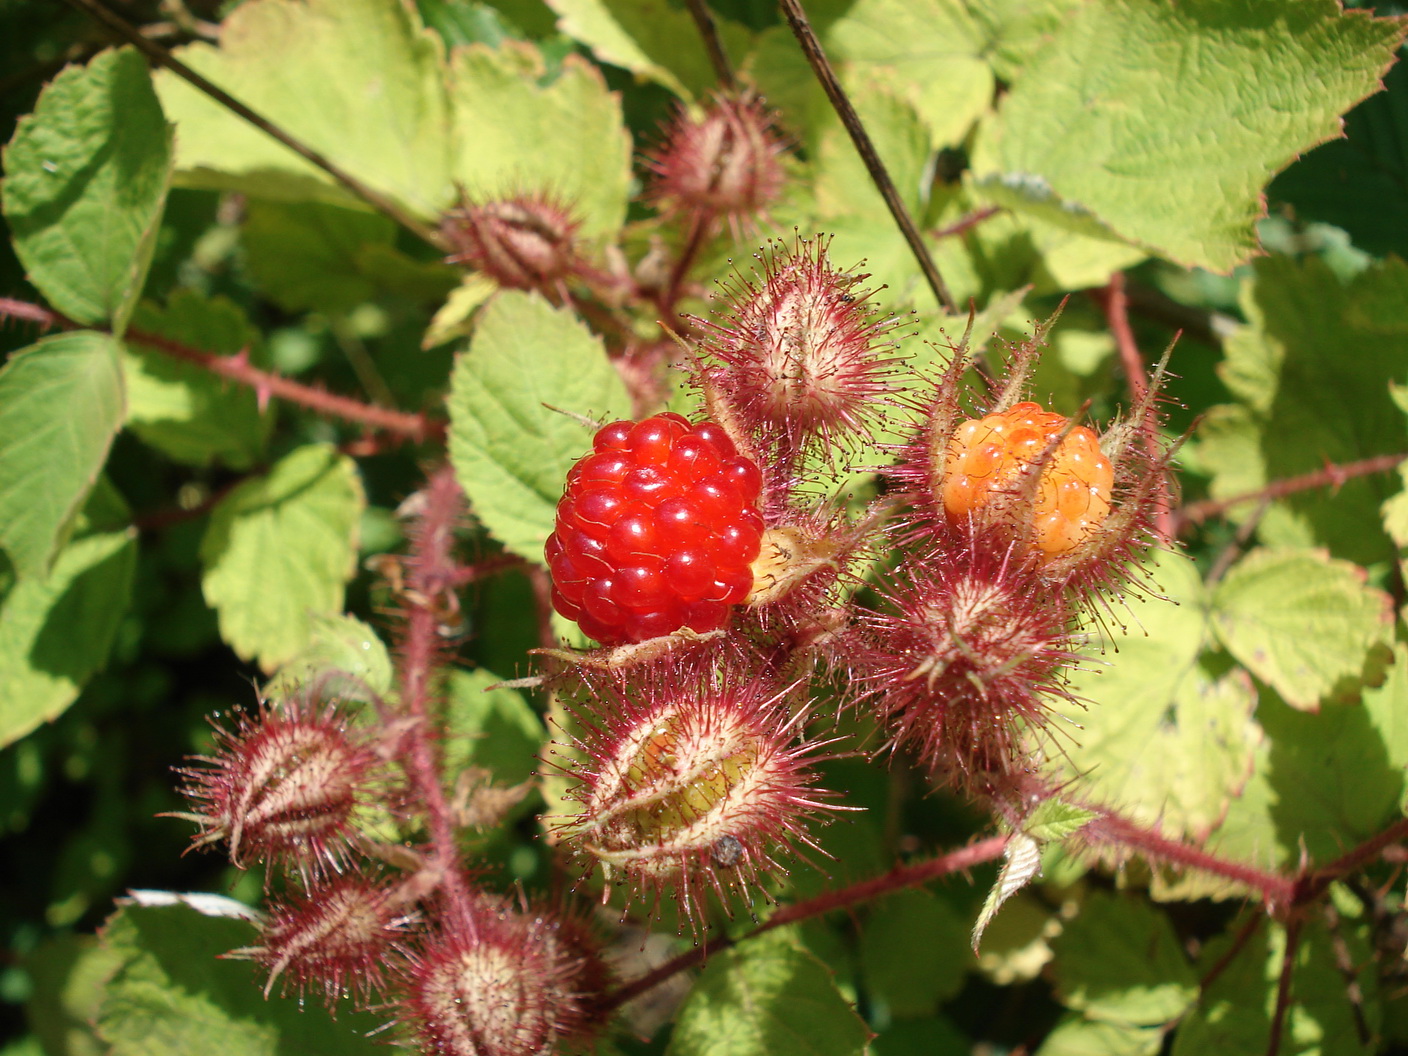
666 928 869 1056
1361 642 1408 815
1054 550 1260 843
1037 1017 1162 1056
1172 917 1378 1056
544 0 750 99
969 0 1405 272
1258 687 1406 864
125 292 270 469
1201 255 1408 567
973 832 1041 952
264 612 394 702
443 668 547 786
446 44 632 240
802 84 936 301
2 48 172 332
153 0 453 213
94 903 384 1055
1024 799 1098 843
1210 547 1392 710
241 200 393 313
1049 892 1197 1026
241 200 459 313
809 0 992 150
964 0 1085 84
1270 55 1408 260
200 444 365 672
25 934 123 1056
0 481 135 748
859 890 969 1016
424 273 497 349
0 332 126 578
447 291 630 560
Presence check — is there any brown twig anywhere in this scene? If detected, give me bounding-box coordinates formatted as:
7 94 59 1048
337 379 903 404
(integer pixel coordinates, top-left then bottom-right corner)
61 0 449 253
1266 913 1303 1056
1198 911 1264 994
776 0 957 314
0 297 445 444
1174 451 1408 533
601 833 1009 1011
682 0 735 90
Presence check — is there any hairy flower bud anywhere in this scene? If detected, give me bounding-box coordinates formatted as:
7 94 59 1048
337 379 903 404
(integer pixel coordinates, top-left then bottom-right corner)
554 665 833 930
857 549 1083 798
170 689 380 881
239 874 413 1006
442 194 581 292
648 93 786 221
400 900 606 1056
697 236 902 460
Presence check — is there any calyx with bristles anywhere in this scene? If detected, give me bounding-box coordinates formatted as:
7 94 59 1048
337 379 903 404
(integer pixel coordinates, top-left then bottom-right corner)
401 902 604 1056
648 92 787 221
556 667 831 929
442 194 582 293
697 236 903 460
170 688 381 880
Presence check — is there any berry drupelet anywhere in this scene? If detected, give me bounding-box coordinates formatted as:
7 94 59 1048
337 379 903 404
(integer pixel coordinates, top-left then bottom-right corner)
546 413 765 645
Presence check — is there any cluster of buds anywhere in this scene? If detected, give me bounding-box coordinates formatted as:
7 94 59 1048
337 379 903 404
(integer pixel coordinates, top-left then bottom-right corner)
543 241 1174 857
171 655 614 1051
853 324 1175 803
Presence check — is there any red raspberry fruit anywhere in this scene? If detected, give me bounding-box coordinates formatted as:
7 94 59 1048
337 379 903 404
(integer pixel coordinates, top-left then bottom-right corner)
941 401 1114 557
546 413 765 645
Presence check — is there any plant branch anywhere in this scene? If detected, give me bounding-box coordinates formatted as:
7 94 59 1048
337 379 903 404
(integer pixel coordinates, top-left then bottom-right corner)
776 0 957 314
394 465 478 933
61 0 449 253
658 209 715 323
0 297 445 444
1174 451 1408 532
1077 806 1296 910
602 833 1009 1011
682 0 735 89
1092 272 1174 543
1307 816 1408 898
1266 913 1302 1056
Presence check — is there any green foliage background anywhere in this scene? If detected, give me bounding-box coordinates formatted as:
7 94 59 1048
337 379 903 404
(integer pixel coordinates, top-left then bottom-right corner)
1 0 1408 1054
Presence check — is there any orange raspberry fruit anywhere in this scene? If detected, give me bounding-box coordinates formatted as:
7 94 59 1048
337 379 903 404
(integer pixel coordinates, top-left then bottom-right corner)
940 402 1114 557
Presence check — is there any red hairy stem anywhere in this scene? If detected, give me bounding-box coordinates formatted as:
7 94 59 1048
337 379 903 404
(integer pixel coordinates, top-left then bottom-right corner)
394 465 477 933
658 209 715 323
1078 807 1296 910
1174 451 1408 532
1093 272 1174 544
445 552 528 588
600 834 1010 1011
0 297 445 444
